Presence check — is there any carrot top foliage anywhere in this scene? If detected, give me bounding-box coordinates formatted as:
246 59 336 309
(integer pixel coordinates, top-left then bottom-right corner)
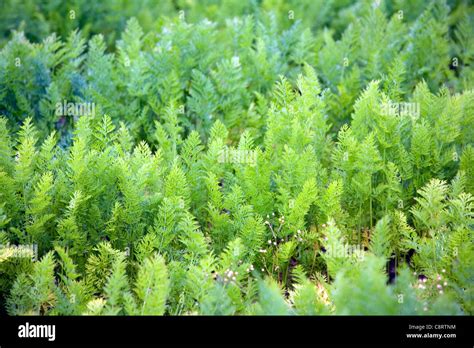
0 0 473 315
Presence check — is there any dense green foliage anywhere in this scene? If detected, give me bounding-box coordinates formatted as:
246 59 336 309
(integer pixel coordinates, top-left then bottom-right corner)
0 0 473 315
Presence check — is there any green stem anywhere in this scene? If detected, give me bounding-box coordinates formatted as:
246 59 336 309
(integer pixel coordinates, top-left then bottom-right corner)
369 176 373 229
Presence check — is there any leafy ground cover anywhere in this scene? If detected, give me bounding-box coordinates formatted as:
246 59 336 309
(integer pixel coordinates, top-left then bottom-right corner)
0 0 472 315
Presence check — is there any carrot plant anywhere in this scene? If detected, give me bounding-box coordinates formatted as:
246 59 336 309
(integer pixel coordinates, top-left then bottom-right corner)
0 0 472 315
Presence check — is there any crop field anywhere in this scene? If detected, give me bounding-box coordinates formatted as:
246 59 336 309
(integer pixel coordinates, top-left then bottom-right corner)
0 0 472 316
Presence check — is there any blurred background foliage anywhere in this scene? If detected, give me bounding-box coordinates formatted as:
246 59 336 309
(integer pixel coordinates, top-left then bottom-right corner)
0 0 472 143
0 0 472 316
